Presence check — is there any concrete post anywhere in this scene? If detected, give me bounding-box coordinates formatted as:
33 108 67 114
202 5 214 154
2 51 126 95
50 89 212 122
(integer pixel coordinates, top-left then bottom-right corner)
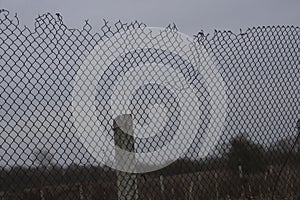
113 114 138 200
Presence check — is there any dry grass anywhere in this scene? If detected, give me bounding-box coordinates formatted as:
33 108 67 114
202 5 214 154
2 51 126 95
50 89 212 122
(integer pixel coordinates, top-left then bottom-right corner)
1 166 298 200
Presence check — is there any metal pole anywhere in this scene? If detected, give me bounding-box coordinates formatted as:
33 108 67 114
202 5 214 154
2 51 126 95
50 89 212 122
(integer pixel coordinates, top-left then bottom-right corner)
113 114 138 200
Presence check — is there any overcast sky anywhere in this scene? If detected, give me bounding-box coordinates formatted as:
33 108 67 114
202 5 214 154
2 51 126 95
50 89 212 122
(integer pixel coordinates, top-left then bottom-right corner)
0 0 299 168
0 0 299 35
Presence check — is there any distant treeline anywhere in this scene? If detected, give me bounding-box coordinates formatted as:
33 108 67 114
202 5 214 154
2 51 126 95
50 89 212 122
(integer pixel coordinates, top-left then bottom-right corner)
1 135 299 193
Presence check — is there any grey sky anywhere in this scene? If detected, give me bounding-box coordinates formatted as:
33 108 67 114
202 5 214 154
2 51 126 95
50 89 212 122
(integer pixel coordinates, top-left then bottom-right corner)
0 0 299 35
0 1 299 168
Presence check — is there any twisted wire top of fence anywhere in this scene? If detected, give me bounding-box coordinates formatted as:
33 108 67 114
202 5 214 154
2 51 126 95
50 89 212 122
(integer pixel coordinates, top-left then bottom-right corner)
0 9 299 200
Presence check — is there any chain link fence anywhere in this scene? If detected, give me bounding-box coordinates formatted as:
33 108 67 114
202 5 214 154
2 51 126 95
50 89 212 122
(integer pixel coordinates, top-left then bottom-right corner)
0 10 299 199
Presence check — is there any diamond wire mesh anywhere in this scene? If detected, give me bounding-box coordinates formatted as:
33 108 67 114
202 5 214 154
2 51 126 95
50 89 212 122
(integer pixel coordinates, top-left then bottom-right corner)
0 10 299 200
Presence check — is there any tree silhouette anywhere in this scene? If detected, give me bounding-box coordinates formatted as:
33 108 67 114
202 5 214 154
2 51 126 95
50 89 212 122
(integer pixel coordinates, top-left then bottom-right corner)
227 135 267 175
33 149 54 169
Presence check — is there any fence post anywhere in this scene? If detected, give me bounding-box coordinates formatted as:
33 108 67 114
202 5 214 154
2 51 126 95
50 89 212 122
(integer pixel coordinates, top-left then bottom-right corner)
160 175 165 200
113 114 138 200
